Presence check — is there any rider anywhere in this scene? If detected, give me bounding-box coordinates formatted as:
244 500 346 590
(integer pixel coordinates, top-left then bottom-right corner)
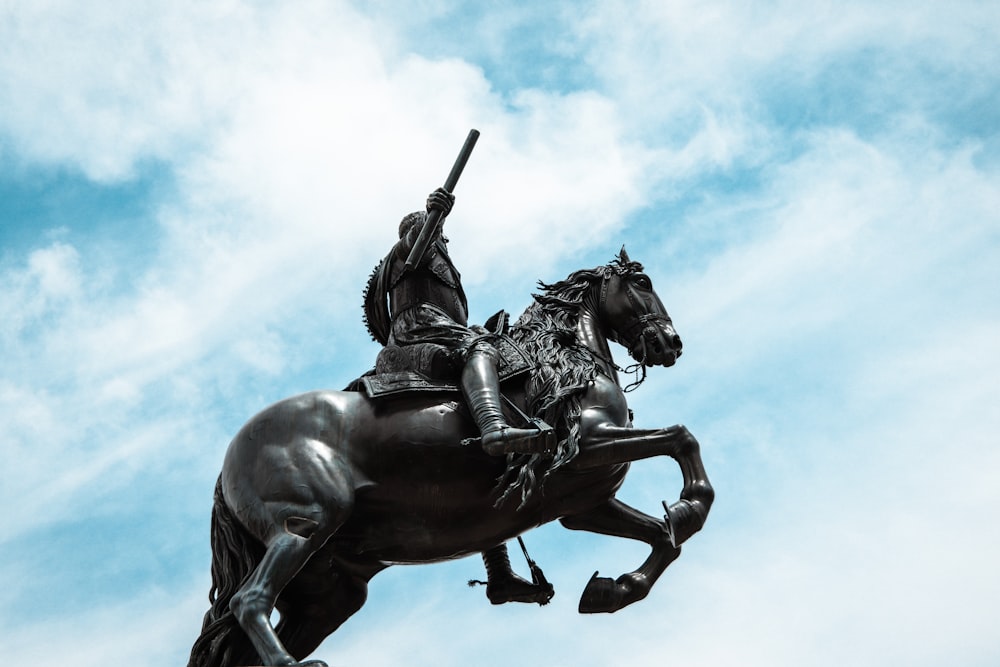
364 187 554 605
366 187 553 457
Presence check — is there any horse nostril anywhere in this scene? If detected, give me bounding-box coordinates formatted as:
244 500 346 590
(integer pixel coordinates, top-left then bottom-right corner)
672 334 683 350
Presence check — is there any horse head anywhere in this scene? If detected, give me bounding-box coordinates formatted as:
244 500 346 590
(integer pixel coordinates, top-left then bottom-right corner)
597 247 683 368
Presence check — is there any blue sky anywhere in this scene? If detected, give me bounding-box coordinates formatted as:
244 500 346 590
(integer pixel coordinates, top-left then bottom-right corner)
2 1 998 665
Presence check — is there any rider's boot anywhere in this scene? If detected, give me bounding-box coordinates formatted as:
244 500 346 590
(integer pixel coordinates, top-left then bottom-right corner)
481 544 554 605
462 348 554 456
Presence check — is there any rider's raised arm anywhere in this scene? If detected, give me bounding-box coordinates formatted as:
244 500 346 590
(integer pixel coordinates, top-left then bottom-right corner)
394 189 455 264
403 129 478 271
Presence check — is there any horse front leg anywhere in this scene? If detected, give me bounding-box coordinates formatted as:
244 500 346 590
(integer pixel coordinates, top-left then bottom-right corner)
560 498 680 613
570 422 714 547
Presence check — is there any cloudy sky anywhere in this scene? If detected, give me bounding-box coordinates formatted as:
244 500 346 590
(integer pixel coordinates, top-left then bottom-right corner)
2 1 998 665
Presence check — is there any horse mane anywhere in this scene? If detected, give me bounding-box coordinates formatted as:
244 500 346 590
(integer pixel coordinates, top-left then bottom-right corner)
495 251 643 507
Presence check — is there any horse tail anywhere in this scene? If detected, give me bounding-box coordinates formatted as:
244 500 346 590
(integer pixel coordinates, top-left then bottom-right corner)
187 477 264 667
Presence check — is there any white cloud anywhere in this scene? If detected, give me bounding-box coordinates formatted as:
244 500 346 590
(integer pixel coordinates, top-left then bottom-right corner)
580 1 1000 106
657 128 1000 379
1 581 209 667
0 242 81 333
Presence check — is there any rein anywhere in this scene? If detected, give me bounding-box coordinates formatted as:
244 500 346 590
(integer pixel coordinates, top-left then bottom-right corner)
584 345 648 393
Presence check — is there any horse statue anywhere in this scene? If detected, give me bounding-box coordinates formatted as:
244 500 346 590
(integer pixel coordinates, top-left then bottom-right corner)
188 250 713 667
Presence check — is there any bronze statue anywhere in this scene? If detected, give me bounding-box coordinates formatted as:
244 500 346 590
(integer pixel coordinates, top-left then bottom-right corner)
188 131 713 667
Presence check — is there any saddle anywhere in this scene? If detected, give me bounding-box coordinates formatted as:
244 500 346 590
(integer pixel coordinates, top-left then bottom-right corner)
350 311 533 399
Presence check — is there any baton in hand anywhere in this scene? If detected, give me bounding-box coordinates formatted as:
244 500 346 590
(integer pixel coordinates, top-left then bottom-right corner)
404 129 480 271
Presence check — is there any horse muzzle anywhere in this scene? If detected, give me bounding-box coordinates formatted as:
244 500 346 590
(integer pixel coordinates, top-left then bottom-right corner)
628 324 682 367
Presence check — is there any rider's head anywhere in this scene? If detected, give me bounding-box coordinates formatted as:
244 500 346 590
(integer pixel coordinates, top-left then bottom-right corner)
398 211 425 239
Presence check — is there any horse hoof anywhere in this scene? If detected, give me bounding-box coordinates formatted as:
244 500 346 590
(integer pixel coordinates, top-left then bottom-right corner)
662 499 705 547
578 571 624 614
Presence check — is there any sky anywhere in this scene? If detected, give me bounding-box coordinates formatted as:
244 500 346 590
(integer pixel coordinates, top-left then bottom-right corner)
1 1 998 665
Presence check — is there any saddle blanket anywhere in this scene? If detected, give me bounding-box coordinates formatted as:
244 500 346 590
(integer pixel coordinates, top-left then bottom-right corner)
355 335 532 400
359 371 459 398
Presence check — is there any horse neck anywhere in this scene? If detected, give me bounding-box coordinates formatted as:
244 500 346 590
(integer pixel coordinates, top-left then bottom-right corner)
575 299 621 385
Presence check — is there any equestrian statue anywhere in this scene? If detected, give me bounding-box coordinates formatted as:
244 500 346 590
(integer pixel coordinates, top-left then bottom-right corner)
188 130 714 667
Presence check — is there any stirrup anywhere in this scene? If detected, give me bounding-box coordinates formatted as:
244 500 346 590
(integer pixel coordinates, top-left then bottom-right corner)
462 420 555 455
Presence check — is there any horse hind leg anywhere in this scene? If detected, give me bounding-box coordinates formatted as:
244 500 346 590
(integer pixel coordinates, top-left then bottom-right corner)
277 569 372 661
560 498 680 614
229 477 354 666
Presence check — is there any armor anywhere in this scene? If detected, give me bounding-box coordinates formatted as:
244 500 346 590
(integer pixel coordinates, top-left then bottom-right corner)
366 191 554 457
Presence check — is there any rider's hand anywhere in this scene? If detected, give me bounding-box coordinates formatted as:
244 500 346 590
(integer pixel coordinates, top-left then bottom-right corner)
426 188 455 217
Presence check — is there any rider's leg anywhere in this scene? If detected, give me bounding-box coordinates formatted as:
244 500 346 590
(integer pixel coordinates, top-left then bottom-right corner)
479 544 553 605
462 343 553 456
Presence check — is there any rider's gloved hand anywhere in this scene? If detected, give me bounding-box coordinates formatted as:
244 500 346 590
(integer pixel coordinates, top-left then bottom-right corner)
426 188 455 217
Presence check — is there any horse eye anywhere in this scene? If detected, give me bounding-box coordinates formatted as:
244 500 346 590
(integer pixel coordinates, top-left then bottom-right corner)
634 276 651 289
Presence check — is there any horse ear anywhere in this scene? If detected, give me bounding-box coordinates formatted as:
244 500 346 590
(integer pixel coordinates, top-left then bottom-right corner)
619 246 631 264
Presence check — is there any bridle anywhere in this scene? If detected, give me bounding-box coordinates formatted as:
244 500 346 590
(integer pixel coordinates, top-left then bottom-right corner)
593 267 675 392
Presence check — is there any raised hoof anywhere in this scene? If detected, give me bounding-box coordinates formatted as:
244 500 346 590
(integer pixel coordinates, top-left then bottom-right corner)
578 571 646 614
662 499 705 547
579 572 619 613
487 577 555 606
